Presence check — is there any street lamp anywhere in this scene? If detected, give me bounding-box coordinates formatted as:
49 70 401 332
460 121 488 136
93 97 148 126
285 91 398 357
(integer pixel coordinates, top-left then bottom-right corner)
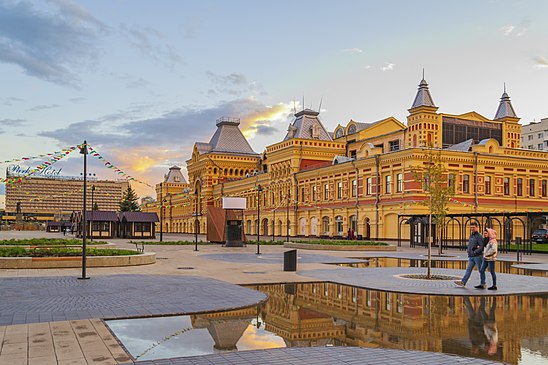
159 184 163 242
256 184 263 255
90 185 95 242
78 140 89 280
194 189 199 251
286 188 290 242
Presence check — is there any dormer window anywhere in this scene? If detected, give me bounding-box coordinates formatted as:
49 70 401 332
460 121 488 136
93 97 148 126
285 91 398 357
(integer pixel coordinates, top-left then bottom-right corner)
335 128 344 139
347 124 357 135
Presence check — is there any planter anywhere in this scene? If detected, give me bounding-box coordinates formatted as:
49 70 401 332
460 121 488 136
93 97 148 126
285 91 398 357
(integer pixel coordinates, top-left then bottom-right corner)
0 252 156 269
283 242 397 251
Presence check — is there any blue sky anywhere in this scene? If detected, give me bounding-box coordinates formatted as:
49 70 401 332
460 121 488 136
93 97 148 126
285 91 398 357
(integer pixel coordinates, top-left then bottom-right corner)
1 0 548 207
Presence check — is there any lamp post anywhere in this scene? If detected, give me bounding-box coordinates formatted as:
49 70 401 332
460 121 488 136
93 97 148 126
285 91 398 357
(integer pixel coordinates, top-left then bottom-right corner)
159 184 163 242
286 188 290 242
90 185 95 242
194 189 199 251
272 208 276 242
256 184 263 255
78 140 89 280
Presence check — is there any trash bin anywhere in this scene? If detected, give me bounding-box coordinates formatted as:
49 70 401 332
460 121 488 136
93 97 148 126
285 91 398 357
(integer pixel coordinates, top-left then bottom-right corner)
357 234 363 240
284 250 297 271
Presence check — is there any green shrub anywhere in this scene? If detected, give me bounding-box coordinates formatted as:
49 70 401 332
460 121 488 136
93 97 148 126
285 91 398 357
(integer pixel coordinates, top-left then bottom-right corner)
293 240 388 246
0 247 137 257
0 238 107 246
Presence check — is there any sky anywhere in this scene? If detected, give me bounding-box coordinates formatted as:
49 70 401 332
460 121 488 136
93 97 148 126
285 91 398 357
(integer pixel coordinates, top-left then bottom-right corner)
1 0 548 208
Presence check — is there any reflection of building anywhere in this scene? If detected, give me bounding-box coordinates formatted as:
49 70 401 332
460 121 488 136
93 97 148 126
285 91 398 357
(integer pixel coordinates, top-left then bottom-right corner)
4 174 128 222
148 79 548 240
251 283 548 365
192 307 256 350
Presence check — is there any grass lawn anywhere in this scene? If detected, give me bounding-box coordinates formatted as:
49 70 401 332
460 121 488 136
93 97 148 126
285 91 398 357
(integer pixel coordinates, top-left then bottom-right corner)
0 247 138 257
294 240 389 246
0 238 108 246
505 243 548 253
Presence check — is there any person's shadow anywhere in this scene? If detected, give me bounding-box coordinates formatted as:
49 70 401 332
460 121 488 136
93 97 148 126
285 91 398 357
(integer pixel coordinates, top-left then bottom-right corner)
464 296 498 356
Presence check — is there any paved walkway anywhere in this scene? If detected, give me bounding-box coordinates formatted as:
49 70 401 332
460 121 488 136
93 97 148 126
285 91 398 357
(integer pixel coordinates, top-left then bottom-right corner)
300 267 548 296
200 252 367 265
128 346 499 365
0 275 266 326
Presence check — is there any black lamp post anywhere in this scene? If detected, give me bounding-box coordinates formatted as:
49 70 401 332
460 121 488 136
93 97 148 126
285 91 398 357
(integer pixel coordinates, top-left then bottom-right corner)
90 185 95 242
194 189 199 251
256 184 263 255
159 184 163 242
286 188 290 242
78 140 89 280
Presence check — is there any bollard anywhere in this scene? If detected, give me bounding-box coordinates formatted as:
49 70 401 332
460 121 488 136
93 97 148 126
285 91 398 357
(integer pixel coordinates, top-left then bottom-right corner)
284 250 297 271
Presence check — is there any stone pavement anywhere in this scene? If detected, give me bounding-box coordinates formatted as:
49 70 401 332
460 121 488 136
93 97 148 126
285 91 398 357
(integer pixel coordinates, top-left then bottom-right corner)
127 346 499 365
0 275 266 326
200 252 367 265
300 266 548 296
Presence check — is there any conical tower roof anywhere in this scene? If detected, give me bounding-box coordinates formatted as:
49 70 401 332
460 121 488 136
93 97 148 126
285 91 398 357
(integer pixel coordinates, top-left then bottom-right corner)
196 117 258 156
410 78 436 109
494 89 518 120
164 165 186 183
283 109 332 141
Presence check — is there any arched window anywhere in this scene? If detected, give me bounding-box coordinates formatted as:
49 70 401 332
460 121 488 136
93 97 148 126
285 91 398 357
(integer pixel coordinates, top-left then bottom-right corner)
322 216 330 235
348 124 357 135
335 128 344 139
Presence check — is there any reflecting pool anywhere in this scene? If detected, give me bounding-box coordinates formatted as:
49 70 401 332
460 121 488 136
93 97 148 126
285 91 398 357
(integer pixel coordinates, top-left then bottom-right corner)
107 282 548 364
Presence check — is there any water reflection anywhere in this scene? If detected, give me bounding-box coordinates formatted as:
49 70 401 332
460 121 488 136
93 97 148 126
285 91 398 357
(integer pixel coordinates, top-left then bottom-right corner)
107 283 548 364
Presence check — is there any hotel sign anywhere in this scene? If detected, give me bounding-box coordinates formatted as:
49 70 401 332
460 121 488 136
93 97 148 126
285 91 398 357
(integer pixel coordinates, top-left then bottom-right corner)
7 164 63 177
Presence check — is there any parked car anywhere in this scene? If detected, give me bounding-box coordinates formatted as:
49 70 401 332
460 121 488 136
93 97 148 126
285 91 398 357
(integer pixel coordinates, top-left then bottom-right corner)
532 228 548 243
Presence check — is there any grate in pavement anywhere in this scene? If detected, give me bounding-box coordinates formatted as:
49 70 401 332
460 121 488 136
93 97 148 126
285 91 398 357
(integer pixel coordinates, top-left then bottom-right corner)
177 267 194 270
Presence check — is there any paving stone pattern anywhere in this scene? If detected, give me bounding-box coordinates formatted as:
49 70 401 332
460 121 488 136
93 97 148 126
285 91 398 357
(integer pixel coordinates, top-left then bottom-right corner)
128 346 499 365
0 275 266 326
201 252 367 265
512 263 548 272
301 267 548 296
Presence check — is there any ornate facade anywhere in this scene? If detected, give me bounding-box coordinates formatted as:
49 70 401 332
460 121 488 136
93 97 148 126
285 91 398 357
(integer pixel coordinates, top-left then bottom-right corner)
146 78 548 241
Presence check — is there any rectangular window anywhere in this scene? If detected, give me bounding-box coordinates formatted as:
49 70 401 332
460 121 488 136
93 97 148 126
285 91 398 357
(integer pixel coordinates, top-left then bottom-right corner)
324 184 329 200
367 177 373 195
337 182 342 199
517 178 523 196
529 135 534 140
485 176 491 195
543 180 547 197
312 185 317 201
539 133 544 139
389 140 400 151
385 175 392 194
301 188 305 203
539 143 544 150
350 150 357 159
463 174 470 193
352 179 357 197
448 173 455 190
528 145 534 149
397 173 403 193
385 293 391 311
530 179 535 196
504 177 510 195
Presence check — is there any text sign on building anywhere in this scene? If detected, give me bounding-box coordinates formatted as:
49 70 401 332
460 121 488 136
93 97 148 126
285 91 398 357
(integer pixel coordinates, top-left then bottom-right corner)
7 165 63 177
222 197 247 210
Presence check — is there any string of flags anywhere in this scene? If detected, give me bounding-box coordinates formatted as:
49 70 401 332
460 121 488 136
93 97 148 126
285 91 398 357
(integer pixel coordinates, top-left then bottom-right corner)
0 146 77 165
1 148 77 184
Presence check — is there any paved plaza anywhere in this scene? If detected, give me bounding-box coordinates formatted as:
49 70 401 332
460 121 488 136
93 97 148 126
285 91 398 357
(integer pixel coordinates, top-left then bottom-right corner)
0 231 547 364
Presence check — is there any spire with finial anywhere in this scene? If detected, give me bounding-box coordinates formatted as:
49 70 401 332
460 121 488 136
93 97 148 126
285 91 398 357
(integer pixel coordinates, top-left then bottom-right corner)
494 84 517 120
410 71 436 109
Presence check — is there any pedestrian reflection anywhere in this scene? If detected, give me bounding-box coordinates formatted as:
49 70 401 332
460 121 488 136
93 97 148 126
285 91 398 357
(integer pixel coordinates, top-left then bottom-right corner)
464 296 498 356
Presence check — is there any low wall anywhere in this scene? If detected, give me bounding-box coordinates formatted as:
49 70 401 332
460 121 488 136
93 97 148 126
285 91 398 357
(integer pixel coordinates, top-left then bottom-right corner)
0 252 156 269
284 242 397 251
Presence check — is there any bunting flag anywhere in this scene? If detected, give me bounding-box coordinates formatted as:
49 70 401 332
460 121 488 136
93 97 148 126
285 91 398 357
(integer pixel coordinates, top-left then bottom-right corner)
1 147 77 184
0 146 77 165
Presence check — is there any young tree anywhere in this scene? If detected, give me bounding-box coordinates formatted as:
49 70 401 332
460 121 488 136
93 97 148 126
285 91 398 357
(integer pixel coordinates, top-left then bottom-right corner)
119 185 141 212
412 146 455 278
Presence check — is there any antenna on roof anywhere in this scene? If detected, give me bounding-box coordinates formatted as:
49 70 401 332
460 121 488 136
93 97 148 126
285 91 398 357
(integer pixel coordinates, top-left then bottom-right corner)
293 100 297 114
318 97 323 113
504 82 506 93
302 94 305 112
422 68 425 80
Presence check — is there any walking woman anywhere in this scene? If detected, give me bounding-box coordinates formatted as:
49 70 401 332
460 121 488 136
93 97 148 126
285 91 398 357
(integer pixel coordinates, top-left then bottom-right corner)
479 228 498 290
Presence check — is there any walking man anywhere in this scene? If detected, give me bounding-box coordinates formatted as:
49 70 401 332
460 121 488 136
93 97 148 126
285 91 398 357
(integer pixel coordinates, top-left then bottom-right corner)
455 221 484 287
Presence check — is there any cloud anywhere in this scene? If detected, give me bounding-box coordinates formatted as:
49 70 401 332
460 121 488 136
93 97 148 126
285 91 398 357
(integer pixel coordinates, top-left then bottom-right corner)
500 17 530 37
69 97 86 103
206 71 259 96
381 63 395 71
3 96 24 106
534 56 548 69
363 65 372 70
27 104 60 112
127 77 150 89
0 118 25 134
0 0 106 86
120 23 182 67
343 48 363 54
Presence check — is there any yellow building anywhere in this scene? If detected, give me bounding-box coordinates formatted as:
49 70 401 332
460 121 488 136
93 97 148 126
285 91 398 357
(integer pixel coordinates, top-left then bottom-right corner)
150 78 548 243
